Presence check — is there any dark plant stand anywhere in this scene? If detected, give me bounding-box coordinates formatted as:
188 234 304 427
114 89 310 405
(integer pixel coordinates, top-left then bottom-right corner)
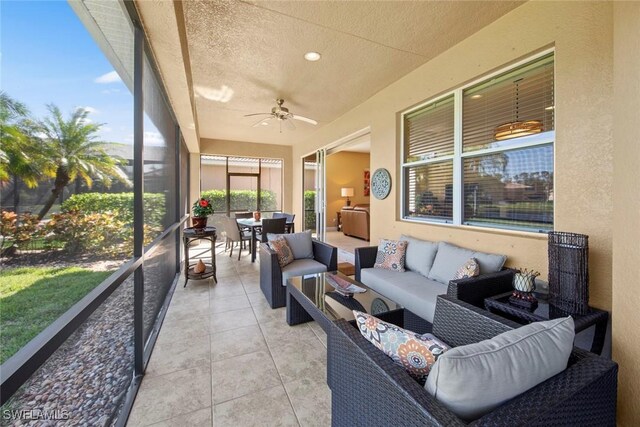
183 226 217 287
485 291 608 355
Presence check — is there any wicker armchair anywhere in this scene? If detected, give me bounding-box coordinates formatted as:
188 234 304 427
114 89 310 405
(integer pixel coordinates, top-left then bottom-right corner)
327 295 618 427
259 239 337 308
354 245 515 309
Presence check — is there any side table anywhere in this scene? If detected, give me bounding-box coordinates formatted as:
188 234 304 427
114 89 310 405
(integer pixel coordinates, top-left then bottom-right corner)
183 227 217 287
485 292 608 355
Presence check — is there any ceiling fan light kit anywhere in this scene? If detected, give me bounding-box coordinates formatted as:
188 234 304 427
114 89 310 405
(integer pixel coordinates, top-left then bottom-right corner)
244 98 318 132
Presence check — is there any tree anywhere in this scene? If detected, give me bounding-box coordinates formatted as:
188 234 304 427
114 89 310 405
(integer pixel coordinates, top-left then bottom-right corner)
0 92 43 210
35 105 131 219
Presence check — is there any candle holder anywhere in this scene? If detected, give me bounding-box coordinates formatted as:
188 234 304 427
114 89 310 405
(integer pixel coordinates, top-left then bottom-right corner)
509 268 540 311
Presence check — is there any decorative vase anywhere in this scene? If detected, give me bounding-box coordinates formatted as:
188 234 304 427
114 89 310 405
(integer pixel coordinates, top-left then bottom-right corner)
253 211 261 221
194 259 206 274
192 216 207 229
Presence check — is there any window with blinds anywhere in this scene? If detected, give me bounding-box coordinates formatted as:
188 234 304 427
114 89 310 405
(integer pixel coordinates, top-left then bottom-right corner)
463 53 554 152
404 95 455 162
401 51 555 232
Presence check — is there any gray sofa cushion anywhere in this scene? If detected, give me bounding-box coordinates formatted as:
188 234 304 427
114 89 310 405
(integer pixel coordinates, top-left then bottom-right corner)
360 268 448 322
281 259 327 285
428 242 506 284
400 235 438 278
425 316 574 421
268 230 314 259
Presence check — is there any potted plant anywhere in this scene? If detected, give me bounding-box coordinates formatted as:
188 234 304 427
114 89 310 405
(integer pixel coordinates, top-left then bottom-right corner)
192 197 214 229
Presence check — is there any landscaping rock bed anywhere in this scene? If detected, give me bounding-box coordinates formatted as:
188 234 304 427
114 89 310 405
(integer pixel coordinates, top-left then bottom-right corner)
3 277 135 427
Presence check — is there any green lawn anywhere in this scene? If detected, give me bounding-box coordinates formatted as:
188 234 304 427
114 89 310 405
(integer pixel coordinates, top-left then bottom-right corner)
0 267 112 364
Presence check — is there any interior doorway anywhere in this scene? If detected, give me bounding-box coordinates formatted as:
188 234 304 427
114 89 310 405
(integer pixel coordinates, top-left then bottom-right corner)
301 129 371 263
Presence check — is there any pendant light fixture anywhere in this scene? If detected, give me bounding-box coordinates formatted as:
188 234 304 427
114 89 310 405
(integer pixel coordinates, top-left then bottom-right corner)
494 78 543 141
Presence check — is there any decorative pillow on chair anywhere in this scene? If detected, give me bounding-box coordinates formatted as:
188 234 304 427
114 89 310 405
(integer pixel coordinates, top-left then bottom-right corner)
269 237 294 268
452 257 480 280
374 239 408 272
353 311 449 384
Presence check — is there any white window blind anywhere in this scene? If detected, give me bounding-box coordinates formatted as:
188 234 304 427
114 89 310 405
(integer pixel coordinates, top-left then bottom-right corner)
404 95 454 162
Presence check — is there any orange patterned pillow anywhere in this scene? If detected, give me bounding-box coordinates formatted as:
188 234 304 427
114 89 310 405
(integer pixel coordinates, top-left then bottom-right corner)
374 239 408 272
452 257 480 280
269 237 294 268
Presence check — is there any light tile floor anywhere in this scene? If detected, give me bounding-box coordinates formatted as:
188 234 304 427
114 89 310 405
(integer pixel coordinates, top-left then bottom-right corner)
127 244 331 427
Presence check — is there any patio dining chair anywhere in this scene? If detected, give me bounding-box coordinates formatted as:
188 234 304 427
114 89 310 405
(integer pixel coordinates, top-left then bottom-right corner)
223 216 251 260
273 212 296 233
256 217 287 242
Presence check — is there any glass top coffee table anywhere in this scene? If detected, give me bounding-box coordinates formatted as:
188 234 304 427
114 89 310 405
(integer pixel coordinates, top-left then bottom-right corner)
286 271 401 332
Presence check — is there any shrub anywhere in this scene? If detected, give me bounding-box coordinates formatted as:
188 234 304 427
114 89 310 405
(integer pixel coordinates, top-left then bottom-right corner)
61 192 165 227
199 189 278 212
46 211 129 255
1 211 44 254
304 190 316 230
45 210 156 256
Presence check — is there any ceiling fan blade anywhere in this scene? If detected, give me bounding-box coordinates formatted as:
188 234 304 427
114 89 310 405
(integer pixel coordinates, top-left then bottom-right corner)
284 119 296 130
252 117 273 127
244 113 272 117
292 114 318 125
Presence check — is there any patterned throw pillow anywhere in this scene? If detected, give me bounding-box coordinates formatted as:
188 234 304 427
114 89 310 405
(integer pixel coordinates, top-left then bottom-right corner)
269 237 294 268
353 311 449 384
374 239 408 272
452 257 480 280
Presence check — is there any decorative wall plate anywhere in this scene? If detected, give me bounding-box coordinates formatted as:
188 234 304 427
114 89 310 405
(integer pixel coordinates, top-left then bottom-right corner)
371 168 392 200
371 298 390 315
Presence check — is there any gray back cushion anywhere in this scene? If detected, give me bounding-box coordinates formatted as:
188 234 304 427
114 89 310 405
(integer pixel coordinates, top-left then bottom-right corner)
400 235 438 278
425 316 574 421
427 242 506 284
268 230 314 260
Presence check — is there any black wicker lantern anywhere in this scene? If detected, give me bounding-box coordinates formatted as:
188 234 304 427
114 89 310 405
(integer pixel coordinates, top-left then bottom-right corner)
548 231 589 314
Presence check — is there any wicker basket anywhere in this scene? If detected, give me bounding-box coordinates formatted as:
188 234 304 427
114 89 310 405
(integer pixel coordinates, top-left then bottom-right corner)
548 231 589 314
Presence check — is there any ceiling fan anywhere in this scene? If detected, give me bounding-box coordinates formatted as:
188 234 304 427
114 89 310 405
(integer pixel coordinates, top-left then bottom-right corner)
244 98 318 132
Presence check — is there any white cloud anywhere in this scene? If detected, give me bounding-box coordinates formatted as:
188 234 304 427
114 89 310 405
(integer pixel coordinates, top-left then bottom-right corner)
95 71 122 84
76 106 99 114
101 88 121 95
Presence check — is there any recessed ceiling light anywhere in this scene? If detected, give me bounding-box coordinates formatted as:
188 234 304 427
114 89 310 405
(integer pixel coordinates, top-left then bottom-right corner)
545 105 555 110
304 51 321 62
471 94 483 99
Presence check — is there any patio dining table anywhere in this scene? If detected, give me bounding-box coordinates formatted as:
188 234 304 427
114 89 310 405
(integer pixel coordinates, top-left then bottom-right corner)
236 218 295 262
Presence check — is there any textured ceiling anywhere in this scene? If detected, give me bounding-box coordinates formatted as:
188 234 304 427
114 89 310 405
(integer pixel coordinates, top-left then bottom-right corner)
181 0 523 146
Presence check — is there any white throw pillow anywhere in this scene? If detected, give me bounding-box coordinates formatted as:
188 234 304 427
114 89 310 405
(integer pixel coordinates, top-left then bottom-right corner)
425 316 575 421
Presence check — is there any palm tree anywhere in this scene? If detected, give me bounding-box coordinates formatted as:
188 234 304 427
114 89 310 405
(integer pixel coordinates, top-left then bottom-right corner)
0 92 43 210
36 105 131 219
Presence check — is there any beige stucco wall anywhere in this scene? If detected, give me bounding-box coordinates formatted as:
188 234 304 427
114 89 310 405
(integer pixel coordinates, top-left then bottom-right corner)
200 139 293 213
292 1 614 312
325 151 370 227
612 2 640 425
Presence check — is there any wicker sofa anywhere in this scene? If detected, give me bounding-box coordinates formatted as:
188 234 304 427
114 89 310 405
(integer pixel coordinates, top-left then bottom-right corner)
259 239 337 308
327 295 618 426
355 238 515 321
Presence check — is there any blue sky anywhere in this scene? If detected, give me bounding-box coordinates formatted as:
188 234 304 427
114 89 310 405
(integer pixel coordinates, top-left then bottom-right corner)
1 0 134 145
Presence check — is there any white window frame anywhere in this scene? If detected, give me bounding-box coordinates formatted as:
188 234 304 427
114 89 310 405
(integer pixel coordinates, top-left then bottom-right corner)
400 48 555 232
